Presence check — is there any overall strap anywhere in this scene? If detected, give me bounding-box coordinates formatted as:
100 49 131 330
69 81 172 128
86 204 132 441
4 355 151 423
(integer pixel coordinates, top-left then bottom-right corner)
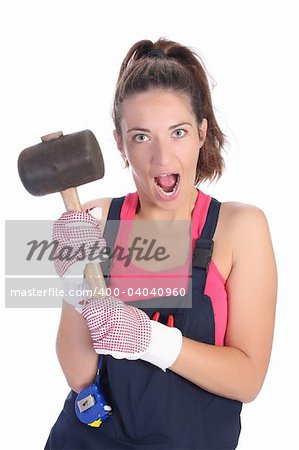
200 197 221 240
101 196 125 282
192 198 221 295
106 196 126 221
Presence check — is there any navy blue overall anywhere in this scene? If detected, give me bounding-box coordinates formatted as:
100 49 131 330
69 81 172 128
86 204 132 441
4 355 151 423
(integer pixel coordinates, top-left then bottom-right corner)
45 196 242 450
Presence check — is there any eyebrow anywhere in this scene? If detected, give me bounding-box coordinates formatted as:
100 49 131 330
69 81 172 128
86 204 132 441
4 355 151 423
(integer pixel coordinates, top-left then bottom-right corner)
126 122 193 133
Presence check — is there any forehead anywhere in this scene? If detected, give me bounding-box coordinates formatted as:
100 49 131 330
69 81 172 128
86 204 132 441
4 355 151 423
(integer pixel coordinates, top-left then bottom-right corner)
120 89 195 128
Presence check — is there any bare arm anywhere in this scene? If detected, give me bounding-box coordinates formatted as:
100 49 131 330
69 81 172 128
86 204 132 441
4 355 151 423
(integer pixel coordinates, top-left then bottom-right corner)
170 204 277 403
55 197 112 393
56 303 99 392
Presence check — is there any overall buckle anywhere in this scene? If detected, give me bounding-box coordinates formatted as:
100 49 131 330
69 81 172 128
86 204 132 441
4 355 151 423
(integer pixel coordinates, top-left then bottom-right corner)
192 239 214 271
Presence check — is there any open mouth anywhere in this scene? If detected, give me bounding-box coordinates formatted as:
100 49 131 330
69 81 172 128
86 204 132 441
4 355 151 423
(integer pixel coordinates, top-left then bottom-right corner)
154 173 180 198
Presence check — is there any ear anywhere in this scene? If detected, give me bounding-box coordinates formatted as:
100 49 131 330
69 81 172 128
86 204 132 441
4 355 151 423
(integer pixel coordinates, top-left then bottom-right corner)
113 129 124 152
198 118 208 146
113 130 128 165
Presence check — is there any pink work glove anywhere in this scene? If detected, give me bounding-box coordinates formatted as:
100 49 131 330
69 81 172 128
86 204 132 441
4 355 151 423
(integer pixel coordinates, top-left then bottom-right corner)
81 296 151 357
52 208 105 278
52 207 106 308
81 296 182 371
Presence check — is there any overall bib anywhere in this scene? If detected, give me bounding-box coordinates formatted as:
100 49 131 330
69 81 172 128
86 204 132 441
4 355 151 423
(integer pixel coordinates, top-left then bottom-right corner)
45 194 242 450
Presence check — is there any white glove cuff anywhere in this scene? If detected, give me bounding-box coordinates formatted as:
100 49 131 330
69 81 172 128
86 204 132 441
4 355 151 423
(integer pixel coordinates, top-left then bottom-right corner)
140 320 183 372
60 277 91 311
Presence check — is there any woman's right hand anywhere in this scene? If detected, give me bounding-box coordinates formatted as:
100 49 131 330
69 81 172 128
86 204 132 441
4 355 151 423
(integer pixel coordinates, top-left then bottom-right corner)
52 207 106 278
52 207 107 309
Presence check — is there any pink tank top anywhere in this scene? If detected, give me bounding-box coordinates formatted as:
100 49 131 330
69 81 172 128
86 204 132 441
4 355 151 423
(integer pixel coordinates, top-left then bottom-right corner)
108 190 227 346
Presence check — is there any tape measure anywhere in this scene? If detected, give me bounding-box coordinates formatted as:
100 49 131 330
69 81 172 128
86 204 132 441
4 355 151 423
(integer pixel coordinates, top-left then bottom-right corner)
75 355 113 427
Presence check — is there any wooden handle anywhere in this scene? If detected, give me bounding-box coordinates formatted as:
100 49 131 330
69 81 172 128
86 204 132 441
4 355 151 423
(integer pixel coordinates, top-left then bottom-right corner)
84 263 107 294
61 187 82 211
60 183 107 292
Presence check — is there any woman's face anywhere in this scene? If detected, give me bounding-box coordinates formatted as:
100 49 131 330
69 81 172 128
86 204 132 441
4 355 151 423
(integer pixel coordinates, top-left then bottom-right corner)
114 88 207 216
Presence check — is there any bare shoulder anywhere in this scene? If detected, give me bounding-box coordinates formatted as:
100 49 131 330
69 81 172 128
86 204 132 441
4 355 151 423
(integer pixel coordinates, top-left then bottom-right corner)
219 201 272 250
219 201 270 235
219 201 275 270
81 197 113 220
213 201 273 280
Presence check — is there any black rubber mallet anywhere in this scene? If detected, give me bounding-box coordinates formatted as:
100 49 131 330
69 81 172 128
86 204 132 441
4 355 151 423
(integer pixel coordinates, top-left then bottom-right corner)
18 130 107 291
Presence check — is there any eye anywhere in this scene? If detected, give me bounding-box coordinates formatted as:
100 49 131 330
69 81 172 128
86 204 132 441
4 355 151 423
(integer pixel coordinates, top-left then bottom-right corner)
173 129 187 138
133 134 149 143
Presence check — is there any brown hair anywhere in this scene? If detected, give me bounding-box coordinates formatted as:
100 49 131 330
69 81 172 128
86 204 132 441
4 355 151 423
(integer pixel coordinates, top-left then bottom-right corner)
112 38 226 184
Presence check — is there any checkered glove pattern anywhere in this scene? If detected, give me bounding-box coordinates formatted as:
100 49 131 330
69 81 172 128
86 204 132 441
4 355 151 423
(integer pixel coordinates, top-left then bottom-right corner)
52 209 106 278
81 296 183 371
81 296 152 358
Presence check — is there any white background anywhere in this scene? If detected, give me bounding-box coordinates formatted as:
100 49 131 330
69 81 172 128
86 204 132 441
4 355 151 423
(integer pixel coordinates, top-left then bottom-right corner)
1 0 299 449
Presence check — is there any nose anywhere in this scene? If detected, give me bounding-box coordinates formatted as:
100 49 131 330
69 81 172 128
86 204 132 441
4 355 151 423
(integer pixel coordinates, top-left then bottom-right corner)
151 138 173 167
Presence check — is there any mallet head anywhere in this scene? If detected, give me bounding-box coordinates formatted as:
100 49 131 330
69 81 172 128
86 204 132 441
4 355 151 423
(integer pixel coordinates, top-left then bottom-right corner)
18 130 105 196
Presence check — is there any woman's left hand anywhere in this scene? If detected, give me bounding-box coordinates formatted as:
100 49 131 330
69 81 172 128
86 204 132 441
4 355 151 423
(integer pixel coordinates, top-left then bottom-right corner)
81 296 183 372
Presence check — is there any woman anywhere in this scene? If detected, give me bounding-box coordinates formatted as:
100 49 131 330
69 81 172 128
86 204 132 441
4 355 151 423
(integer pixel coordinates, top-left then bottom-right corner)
45 38 277 449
